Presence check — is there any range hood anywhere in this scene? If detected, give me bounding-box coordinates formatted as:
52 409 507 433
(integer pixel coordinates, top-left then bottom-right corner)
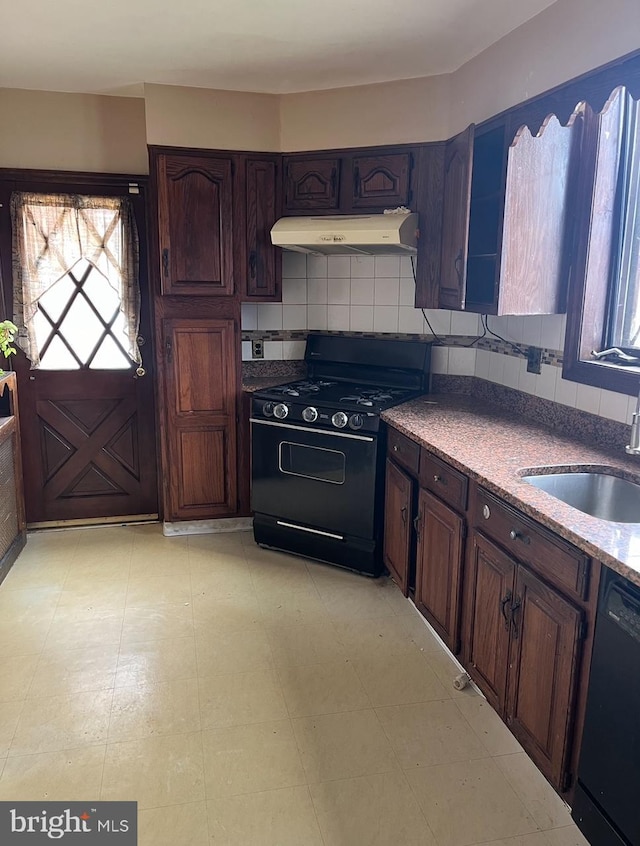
270 212 418 256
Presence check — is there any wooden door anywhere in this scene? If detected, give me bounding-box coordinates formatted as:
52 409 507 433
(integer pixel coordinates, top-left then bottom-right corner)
0 176 158 525
498 115 576 315
416 489 465 654
506 565 583 789
383 458 413 596
245 158 282 301
156 153 235 296
439 125 474 310
464 532 514 712
162 318 237 520
284 157 340 211
351 153 412 209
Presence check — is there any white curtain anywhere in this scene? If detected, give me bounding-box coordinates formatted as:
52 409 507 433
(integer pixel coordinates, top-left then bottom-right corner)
11 192 141 368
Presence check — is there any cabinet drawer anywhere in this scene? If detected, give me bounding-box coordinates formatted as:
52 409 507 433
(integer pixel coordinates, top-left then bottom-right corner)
474 488 590 602
420 450 468 512
388 429 420 476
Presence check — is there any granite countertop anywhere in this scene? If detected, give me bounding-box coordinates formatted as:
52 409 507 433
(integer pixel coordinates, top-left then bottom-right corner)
382 393 640 586
242 376 291 393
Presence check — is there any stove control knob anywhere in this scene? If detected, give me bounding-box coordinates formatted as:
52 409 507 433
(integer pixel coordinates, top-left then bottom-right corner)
302 406 318 423
332 411 348 429
349 413 364 430
263 402 275 417
273 403 289 420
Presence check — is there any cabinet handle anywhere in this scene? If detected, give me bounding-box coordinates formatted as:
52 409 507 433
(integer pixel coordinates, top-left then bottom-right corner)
393 444 399 452
509 529 530 545
413 512 421 541
162 248 169 277
165 337 173 363
500 590 513 630
249 250 257 280
433 474 446 485
454 249 463 282
400 506 407 525
511 596 523 639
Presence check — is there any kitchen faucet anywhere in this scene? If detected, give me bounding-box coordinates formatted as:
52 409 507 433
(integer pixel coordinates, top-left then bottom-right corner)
626 385 640 454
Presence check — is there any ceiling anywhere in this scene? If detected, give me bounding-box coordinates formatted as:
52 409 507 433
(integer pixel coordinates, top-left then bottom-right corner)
1 0 558 96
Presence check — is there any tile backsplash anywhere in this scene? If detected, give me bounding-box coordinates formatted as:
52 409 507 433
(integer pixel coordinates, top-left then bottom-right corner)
241 252 634 427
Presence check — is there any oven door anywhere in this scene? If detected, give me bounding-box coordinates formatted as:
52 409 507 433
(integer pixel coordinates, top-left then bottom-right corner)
251 417 379 539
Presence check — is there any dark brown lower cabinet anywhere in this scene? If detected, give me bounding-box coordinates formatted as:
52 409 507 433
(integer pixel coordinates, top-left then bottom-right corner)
465 531 583 788
465 532 513 711
161 317 238 521
415 488 465 654
383 458 413 595
506 564 582 788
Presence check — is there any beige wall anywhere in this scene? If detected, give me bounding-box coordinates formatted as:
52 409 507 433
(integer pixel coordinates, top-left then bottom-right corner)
279 0 638 148
279 74 450 151
448 0 640 133
1 0 638 173
144 84 280 151
0 89 148 173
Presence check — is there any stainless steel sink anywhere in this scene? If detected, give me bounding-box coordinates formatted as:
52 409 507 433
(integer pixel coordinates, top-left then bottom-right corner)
521 471 640 523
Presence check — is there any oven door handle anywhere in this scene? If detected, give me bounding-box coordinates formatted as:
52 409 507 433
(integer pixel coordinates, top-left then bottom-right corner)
250 418 375 442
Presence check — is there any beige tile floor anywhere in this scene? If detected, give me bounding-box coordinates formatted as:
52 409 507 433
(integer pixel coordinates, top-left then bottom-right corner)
0 524 591 846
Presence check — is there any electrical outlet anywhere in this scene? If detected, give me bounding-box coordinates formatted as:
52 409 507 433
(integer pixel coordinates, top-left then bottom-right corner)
252 339 264 360
526 346 542 374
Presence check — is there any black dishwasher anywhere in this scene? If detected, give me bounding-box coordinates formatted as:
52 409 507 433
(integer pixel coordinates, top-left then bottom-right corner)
572 569 640 846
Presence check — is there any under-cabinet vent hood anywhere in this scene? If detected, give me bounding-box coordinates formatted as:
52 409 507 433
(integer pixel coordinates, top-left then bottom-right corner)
270 212 418 256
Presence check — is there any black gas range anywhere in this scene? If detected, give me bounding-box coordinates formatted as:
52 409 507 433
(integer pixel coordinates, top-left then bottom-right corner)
250 335 431 576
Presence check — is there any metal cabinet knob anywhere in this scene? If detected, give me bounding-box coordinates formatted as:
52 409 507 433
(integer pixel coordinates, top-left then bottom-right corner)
509 529 530 545
482 504 491 519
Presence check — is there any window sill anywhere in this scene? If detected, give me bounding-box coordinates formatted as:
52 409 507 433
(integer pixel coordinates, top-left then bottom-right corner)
561 357 640 396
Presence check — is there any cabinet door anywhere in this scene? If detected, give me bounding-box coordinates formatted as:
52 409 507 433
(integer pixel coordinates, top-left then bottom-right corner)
245 158 282 301
506 565 583 789
162 319 238 520
416 489 465 654
157 154 235 296
498 115 576 315
383 458 413 596
284 157 340 211
464 532 514 712
351 153 412 209
438 125 474 310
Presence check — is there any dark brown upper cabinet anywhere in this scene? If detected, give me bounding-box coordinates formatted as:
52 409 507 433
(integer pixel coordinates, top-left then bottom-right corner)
155 152 235 297
283 146 420 215
352 153 413 209
437 126 474 311
430 115 579 315
244 157 282 301
284 157 340 211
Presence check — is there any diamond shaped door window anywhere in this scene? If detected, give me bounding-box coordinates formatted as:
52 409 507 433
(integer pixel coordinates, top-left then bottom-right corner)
11 193 141 371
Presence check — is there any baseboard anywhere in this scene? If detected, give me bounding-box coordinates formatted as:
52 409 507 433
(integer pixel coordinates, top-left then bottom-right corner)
162 517 254 536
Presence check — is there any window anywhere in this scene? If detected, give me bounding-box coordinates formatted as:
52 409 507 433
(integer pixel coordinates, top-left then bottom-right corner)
564 86 640 395
11 192 141 370
606 95 640 351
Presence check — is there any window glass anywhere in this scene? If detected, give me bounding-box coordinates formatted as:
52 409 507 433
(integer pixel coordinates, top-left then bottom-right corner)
11 193 140 370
